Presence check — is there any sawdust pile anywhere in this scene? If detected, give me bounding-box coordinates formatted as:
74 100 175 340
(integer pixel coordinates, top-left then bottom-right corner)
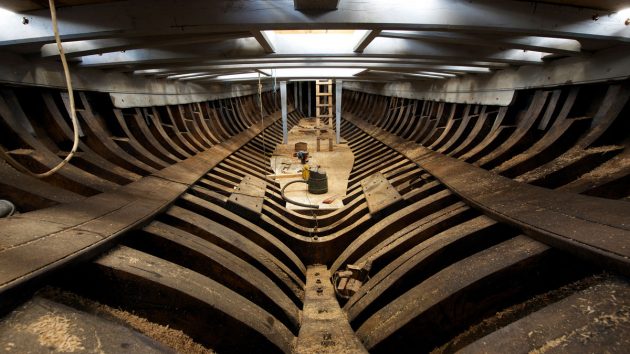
40 287 214 354
14 313 85 352
431 273 607 354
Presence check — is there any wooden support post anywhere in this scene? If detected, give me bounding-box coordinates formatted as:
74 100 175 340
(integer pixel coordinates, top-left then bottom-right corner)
281 81 288 144
336 79 342 144
298 81 303 114
328 80 333 128
316 79 333 130
307 81 312 117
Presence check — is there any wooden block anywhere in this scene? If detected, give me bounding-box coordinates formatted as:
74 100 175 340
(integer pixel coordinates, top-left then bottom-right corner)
361 172 403 217
227 174 266 219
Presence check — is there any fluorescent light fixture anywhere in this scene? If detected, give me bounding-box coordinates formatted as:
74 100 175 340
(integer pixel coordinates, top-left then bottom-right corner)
418 71 457 77
133 69 168 75
214 68 365 81
180 74 220 81
273 68 365 78
409 73 446 79
215 72 260 80
166 72 209 79
362 70 443 80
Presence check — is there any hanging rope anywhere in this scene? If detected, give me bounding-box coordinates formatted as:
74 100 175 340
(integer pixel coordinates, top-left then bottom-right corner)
0 0 80 178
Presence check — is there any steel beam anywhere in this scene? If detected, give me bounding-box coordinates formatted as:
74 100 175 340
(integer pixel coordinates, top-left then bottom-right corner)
354 30 381 53
251 30 276 53
343 45 630 106
294 0 339 11
39 32 251 58
133 63 496 78
2 0 629 47
378 31 584 56
77 39 543 69
129 57 509 69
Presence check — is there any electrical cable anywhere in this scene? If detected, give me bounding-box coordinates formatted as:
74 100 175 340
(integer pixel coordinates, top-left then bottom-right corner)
0 199 16 218
281 180 319 209
0 0 80 178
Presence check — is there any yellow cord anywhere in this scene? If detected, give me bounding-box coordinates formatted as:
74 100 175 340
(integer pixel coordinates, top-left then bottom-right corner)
0 0 79 178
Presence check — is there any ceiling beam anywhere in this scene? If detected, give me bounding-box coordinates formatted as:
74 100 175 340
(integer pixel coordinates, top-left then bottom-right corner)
353 30 381 53
39 32 252 58
76 38 543 69
126 57 509 70
251 30 276 53
133 63 494 79
378 31 584 56
2 0 629 48
294 0 339 11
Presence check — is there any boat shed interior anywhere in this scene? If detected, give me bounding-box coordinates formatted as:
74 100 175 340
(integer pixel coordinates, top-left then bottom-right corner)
0 0 630 353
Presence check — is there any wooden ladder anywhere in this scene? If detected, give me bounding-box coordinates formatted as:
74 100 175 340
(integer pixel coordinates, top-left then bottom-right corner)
315 80 335 151
315 80 333 128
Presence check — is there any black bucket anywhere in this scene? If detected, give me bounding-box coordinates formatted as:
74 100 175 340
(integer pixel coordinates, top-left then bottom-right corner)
307 170 328 194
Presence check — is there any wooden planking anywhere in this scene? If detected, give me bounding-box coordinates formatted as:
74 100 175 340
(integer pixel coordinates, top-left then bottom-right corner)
356 236 551 351
93 246 296 353
361 172 403 217
344 216 504 325
163 204 306 303
139 221 302 333
344 111 630 276
331 189 458 274
0 109 283 302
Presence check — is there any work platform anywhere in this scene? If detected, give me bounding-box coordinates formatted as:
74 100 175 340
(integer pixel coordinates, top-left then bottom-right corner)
270 118 354 211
